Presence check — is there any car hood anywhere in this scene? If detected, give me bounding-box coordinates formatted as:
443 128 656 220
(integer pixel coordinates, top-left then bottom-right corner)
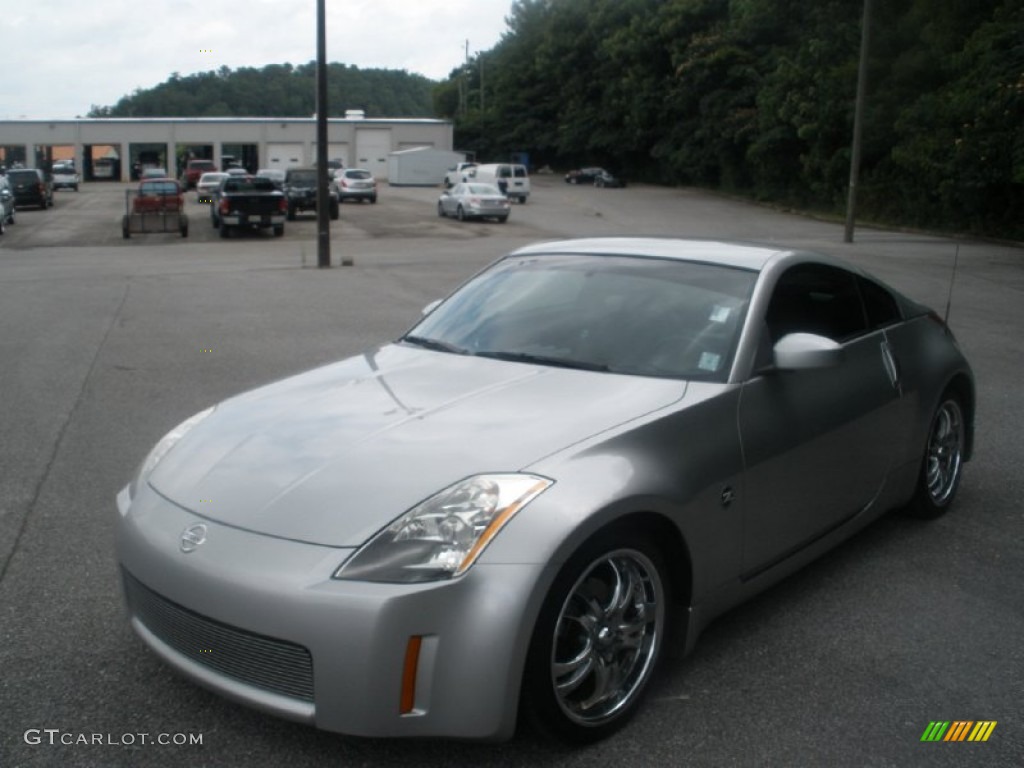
148 344 687 546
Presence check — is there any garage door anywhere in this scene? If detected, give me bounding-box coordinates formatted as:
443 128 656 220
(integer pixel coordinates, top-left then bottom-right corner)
355 130 392 180
266 143 304 169
311 143 350 167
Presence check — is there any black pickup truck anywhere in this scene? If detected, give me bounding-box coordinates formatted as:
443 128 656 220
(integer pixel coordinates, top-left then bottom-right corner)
283 167 340 220
211 175 288 238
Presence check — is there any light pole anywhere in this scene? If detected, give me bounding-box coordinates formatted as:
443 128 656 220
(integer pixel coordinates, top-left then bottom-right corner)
844 0 872 243
315 0 332 267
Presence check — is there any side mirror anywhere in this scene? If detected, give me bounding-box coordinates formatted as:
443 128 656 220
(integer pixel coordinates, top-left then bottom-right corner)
422 299 442 316
773 333 844 370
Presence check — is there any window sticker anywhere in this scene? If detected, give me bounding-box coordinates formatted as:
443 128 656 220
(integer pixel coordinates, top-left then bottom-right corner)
698 352 721 371
709 305 731 323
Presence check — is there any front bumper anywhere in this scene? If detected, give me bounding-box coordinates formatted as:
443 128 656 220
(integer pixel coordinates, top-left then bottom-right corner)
115 484 544 740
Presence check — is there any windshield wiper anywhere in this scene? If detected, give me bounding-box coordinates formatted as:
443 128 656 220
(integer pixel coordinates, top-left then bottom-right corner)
401 335 467 355
472 350 611 372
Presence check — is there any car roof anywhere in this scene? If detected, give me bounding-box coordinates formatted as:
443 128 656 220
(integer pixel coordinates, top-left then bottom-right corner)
507 237 805 271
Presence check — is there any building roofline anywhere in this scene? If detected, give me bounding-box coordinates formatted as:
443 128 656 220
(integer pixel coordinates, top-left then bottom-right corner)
0 116 449 126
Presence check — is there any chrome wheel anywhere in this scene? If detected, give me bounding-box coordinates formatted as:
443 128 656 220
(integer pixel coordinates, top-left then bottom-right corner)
550 548 664 727
925 398 964 506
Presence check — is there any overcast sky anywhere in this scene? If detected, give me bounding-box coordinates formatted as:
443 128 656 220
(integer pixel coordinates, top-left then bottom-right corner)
3 0 514 119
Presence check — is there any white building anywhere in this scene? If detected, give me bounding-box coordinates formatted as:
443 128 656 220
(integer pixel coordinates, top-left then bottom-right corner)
0 116 453 182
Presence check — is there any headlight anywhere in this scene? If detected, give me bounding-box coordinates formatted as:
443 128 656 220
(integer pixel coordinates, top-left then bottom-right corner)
128 406 215 500
334 473 552 583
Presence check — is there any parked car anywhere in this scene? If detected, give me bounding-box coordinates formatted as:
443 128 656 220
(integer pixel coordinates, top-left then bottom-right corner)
132 179 184 214
593 169 622 189
0 176 15 233
140 167 169 180
255 168 286 190
51 162 81 191
210 174 287 238
469 163 530 203
181 159 218 189
195 172 228 204
564 167 605 185
283 166 339 220
6 168 53 209
115 237 973 742
444 161 477 188
334 168 377 203
437 182 511 222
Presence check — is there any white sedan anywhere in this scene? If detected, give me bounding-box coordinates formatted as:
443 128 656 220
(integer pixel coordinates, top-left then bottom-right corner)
437 182 510 222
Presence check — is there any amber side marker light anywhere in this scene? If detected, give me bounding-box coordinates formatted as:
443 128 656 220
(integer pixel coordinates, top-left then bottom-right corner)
400 636 423 715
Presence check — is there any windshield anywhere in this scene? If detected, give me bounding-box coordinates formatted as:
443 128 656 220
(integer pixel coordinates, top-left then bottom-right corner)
407 253 756 381
139 181 179 195
287 170 318 185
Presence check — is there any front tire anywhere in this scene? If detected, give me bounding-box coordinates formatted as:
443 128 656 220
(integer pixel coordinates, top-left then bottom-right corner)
456 205 466 221
521 530 669 743
907 394 966 519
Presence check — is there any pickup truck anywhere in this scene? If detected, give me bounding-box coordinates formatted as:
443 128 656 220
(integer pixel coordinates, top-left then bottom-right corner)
210 175 287 238
181 159 218 189
443 162 477 188
283 167 339 220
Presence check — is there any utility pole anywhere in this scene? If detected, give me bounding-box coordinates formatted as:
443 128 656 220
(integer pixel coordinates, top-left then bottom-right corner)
460 40 469 115
315 0 331 267
479 53 485 111
844 0 872 243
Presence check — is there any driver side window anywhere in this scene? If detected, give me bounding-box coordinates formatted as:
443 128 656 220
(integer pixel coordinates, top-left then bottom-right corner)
765 264 867 344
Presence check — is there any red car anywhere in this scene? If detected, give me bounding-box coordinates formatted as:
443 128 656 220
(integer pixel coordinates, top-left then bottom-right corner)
181 159 217 189
132 179 184 214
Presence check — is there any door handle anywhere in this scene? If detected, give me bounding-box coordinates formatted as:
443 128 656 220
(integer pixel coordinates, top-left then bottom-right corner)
880 341 901 394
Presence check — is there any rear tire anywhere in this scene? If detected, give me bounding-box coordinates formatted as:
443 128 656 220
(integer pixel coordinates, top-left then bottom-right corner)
906 394 966 519
456 206 466 221
437 203 445 218
521 529 669 743
273 225 284 237
219 224 231 239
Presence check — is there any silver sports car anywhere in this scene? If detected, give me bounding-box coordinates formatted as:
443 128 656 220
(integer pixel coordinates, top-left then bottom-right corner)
116 237 974 742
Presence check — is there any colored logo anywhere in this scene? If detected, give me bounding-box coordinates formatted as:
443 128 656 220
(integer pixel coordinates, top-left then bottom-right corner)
921 721 997 742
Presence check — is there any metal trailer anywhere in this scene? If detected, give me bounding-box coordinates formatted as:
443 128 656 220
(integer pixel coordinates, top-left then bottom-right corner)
122 189 189 239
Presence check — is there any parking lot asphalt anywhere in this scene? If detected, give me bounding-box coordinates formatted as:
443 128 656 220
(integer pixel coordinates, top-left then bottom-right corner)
1 176 1022 767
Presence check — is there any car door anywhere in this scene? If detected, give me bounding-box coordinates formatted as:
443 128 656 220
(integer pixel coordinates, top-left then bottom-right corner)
737 263 902 577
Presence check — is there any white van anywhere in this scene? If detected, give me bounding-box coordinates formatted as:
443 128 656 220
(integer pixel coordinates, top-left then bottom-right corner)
469 163 530 203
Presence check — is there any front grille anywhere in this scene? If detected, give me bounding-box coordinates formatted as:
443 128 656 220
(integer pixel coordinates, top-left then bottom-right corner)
123 570 314 701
